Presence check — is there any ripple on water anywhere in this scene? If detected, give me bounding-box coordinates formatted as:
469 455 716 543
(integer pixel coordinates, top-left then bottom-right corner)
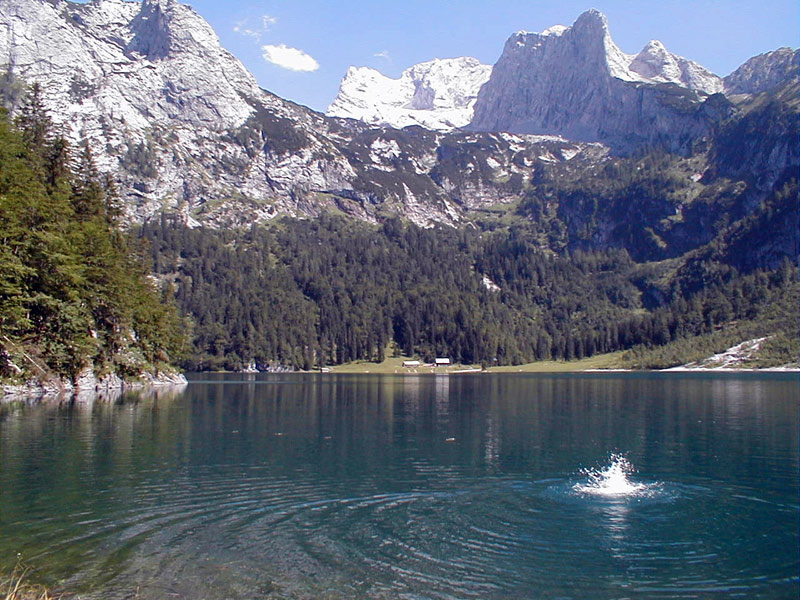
23 459 799 600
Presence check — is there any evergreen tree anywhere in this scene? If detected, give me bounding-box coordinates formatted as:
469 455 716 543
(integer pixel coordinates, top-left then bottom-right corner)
0 87 184 383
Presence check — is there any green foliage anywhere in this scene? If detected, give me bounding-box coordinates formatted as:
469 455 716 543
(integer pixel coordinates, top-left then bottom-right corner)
140 218 317 371
142 205 796 371
122 139 158 179
0 87 183 383
620 273 798 369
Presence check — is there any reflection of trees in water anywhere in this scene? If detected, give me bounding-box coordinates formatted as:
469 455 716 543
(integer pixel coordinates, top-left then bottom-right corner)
484 411 500 471
434 375 450 424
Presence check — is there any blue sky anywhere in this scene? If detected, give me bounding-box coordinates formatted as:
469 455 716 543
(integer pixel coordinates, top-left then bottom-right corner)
95 1 800 112
197 0 798 112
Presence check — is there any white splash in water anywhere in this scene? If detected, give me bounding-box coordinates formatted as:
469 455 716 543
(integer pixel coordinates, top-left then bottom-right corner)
573 454 648 498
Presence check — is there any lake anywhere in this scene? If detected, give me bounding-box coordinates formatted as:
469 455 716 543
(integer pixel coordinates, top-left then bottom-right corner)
1 373 798 599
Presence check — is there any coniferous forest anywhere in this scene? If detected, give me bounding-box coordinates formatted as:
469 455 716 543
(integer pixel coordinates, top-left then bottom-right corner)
140 208 797 372
0 87 183 384
1 85 797 380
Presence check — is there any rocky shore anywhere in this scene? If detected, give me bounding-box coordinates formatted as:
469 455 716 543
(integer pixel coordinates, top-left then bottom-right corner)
1 367 188 402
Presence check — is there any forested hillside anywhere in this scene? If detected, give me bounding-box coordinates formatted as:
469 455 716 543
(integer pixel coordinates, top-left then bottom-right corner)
136 76 798 373
0 87 183 386
140 208 797 371
1 77 796 379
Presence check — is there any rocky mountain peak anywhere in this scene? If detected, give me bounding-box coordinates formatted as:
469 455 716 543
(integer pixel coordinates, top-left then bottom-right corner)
724 47 799 95
129 0 173 59
468 10 725 152
332 9 726 140
629 40 721 93
630 40 675 78
571 8 610 38
508 10 614 64
327 57 491 130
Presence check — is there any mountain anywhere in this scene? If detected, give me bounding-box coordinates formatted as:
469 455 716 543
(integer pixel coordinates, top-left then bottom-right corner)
0 0 610 228
0 0 795 239
326 57 492 130
0 0 289 223
628 39 722 93
723 47 800 95
328 11 726 144
0 0 797 375
469 10 727 153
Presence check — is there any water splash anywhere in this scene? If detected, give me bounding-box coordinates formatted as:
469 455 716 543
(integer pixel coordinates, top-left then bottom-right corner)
572 454 649 498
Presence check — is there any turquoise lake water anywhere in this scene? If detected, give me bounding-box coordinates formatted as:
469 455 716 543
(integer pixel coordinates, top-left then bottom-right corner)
1 373 798 599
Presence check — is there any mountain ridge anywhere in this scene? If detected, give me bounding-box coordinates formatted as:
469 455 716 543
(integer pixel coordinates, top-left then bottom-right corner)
723 47 800 95
328 9 727 137
468 9 728 153
327 57 492 131
0 0 795 235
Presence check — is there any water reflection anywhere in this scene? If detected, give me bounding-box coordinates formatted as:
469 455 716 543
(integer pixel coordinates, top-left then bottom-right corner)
0 373 798 599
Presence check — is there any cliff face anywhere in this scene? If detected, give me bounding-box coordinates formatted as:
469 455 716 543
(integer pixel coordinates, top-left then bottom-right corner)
0 0 795 241
0 0 286 224
0 0 611 228
724 48 800 95
468 10 727 154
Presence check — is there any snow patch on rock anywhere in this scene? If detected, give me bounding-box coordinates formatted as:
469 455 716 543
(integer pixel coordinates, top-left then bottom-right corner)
664 338 770 370
482 275 501 292
328 57 492 131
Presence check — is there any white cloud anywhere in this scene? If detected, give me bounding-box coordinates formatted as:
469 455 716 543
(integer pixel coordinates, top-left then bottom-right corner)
374 50 392 61
237 27 261 39
262 44 320 72
233 15 277 41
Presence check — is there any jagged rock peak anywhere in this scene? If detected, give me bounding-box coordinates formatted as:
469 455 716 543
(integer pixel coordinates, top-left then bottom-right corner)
572 8 610 35
724 47 799 95
327 57 492 131
511 9 620 72
129 0 174 59
143 0 177 8
630 40 722 93
503 10 720 91
631 40 677 77
469 10 724 152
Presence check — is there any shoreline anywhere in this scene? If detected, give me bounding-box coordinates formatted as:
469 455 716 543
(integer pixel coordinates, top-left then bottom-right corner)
323 366 800 375
1 369 188 403
7 364 796 401
200 363 800 376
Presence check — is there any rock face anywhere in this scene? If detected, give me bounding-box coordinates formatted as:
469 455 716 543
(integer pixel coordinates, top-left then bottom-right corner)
628 40 722 93
0 0 610 228
469 10 725 153
0 0 795 232
326 57 492 131
723 47 800 95
0 0 277 223
1 368 188 401
0 0 259 143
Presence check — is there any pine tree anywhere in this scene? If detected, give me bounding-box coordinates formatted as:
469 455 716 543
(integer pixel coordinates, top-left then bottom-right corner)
72 141 104 220
15 83 52 166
